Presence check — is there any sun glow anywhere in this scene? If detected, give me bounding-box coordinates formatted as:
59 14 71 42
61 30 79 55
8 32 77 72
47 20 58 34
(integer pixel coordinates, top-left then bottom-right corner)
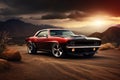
88 15 112 27
92 19 105 26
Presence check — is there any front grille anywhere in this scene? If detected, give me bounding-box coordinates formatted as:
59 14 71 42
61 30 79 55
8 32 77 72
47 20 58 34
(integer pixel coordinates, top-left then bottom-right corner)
67 48 98 54
67 40 100 46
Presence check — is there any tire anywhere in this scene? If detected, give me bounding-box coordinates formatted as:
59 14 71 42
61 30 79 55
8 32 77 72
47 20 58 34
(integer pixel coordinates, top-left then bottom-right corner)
52 43 65 58
83 53 95 57
27 42 37 54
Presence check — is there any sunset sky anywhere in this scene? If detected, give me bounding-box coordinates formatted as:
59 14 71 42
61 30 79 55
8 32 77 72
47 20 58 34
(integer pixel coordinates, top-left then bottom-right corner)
0 0 120 33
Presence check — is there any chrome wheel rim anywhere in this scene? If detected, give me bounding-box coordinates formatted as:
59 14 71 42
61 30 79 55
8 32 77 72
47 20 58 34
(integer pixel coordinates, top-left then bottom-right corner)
28 44 33 53
52 44 63 57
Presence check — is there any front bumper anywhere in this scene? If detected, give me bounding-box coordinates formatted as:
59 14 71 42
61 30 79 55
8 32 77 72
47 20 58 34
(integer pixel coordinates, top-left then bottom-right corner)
65 46 100 55
66 46 100 48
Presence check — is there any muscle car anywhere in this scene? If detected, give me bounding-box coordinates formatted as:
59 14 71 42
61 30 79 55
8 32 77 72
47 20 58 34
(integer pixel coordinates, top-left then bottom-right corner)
26 29 101 58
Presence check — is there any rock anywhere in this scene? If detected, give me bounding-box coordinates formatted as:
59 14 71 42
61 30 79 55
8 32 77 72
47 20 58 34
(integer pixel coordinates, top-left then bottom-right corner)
1 49 21 61
0 59 10 72
117 46 120 50
99 43 115 51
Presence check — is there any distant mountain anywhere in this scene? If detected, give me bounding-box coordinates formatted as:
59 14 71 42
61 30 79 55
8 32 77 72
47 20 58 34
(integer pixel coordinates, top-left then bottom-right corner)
0 19 62 44
69 25 112 36
0 19 62 37
90 26 120 46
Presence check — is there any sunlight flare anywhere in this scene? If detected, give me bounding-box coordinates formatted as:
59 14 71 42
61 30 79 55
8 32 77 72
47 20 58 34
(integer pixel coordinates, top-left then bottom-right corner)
91 18 106 27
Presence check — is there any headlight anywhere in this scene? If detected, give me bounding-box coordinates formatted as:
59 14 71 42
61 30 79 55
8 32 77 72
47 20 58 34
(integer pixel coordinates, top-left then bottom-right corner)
72 48 75 52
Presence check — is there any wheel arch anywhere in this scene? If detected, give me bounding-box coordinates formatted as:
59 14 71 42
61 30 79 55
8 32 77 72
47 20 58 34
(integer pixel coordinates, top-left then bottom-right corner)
26 40 36 48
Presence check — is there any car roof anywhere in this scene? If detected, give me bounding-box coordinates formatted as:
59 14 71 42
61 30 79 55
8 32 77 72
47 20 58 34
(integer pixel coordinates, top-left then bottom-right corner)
40 28 70 31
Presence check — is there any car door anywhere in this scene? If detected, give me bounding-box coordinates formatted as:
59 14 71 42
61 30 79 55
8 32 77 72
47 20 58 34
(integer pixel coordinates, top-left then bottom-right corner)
35 30 49 51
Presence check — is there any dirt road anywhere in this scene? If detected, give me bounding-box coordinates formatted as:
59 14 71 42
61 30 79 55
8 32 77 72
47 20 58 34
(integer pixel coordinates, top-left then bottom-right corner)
0 45 120 80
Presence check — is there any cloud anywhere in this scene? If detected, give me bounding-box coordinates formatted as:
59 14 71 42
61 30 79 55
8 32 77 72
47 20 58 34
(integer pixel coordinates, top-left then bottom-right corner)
0 0 119 14
0 0 120 21
0 8 14 15
29 17 42 20
67 11 88 20
41 13 67 20
40 11 88 20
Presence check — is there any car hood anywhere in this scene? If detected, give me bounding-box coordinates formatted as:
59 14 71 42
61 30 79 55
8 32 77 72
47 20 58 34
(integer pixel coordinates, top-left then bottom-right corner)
70 35 100 40
57 35 101 41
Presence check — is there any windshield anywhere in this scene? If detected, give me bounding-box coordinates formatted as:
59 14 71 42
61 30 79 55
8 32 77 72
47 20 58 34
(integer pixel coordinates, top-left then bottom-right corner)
50 30 76 37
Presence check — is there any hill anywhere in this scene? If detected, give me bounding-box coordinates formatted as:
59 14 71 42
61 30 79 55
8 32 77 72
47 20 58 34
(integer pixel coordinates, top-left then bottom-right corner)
90 26 120 46
0 19 62 44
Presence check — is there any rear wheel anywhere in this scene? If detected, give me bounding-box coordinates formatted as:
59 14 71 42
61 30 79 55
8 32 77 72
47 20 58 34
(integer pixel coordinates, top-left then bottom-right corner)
27 42 37 54
52 43 65 58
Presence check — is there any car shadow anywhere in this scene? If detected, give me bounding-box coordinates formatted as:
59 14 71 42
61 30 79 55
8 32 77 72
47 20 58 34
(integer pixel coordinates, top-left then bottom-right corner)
63 55 112 60
29 51 112 60
30 51 53 57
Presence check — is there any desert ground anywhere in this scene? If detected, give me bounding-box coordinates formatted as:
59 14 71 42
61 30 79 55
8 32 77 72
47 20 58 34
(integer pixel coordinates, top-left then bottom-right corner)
0 45 120 80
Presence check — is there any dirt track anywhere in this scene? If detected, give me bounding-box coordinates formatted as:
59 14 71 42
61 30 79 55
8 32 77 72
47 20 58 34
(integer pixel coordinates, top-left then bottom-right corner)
0 45 120 80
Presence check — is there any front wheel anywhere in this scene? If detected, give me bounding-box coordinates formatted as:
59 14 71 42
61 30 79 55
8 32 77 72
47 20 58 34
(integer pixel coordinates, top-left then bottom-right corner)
52 43 65 58
27 42 37 54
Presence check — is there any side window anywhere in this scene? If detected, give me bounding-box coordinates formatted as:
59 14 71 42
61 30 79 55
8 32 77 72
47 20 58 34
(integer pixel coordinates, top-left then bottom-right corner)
36 30 48 37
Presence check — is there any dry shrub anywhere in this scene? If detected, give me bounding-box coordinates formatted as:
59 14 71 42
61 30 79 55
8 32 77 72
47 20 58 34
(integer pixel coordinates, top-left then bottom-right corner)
99 43 115 50
0 44 5 53
0 59 10 72
0 49 21 61
0 31 10 53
